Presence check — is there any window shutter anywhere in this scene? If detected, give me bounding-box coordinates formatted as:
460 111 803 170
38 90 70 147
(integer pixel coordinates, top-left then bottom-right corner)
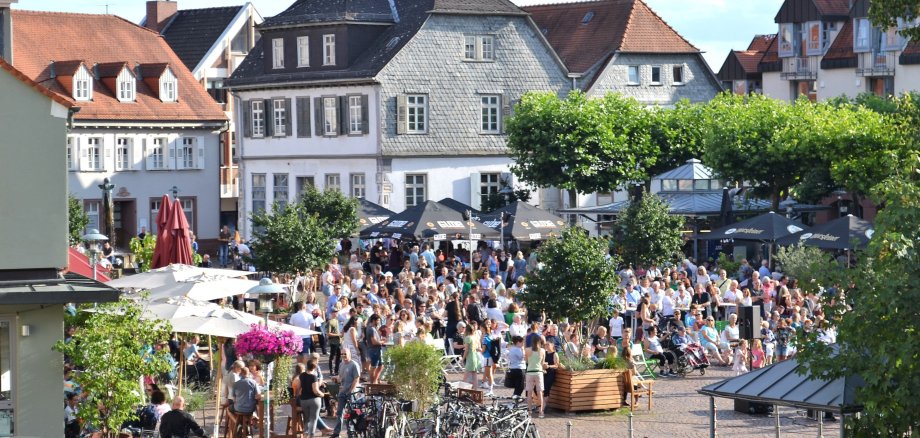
284 98 292 137
396 94 407 135
314 97 323 136
264 99 274 137
196 136 205 169
103 138 113 172
144 137 154 170
338 96 348 136
78 137 89 171
132 136 144 170
242 100 252 138
296 97 311 138
502 93 512 134
361 94 370 134
469 172 482 211
168 137 177 170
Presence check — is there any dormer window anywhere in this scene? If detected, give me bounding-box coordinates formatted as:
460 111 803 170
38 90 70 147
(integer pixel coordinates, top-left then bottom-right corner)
74 65 92 101
272 38 285 69
160 68 177 102
323 34 336 66
117 68 136 102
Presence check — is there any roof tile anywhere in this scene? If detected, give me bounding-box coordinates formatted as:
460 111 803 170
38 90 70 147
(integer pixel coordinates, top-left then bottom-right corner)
161 6 244 71
821 17 855 65
0 58 74 108
12 10 226 123
525 0 698 74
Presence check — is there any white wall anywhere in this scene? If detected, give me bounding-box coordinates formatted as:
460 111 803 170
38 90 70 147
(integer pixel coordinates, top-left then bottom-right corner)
761 72 789 102
894 63 920 95
818 68 860 101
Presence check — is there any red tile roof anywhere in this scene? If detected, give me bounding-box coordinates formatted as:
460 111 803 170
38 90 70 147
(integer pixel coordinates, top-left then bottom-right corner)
735 51 765 74
12 10 226 123
524 0 699 74
0 58 74 108
760 33 780 65
822 17 855 61
747 34 776 52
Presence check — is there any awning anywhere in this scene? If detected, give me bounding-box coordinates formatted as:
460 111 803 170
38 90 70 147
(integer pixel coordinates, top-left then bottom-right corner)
702 211 806 241
65 247 111 282
776 214 874 250
698 349 863 414
357 198 395 232
360 200 499 240
560 192 827 216
0 272 120 305
479 201 567 242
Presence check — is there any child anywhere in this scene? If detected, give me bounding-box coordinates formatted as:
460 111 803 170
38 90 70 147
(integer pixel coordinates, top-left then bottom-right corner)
506 336 526 397
761 321 775 365
608 309 624 345
741 288 753 306
732 339 749 375
750 339 765 369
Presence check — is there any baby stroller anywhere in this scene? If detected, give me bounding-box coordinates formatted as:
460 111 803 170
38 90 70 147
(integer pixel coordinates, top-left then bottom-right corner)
675 342 710 376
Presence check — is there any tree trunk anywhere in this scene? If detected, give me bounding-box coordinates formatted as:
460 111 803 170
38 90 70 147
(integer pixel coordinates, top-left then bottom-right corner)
852 192 863 218
771 187 781 212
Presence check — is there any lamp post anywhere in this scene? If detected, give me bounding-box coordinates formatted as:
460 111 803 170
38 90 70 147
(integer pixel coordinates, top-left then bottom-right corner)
246 277 287 438
98 178 116 246
81 229 108 281
463 209 474 264
170 185 180 200
500 212 513 251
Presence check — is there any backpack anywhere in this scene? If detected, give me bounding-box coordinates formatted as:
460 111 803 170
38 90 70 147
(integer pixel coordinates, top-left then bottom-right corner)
488 336 501 360
137 404 158 430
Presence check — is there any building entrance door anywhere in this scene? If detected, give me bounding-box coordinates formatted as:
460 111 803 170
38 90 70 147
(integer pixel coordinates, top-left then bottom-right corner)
113 200 136 250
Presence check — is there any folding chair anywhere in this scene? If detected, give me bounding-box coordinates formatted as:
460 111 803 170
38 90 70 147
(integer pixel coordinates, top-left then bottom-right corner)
440 340 464 374
630 343 658 379
625 369 655 411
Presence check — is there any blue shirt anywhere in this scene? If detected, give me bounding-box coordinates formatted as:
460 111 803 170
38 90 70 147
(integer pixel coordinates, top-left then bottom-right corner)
409 252 420 272
507 346 525 370
232 378 260 414
422 250 436 270
626 290 640 307
482 335 493 359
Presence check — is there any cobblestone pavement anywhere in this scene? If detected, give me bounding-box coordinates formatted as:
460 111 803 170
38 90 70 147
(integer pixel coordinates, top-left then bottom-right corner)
449 366 838 438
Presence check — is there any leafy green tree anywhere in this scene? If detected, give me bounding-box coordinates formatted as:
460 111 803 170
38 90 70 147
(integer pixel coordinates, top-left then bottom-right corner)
129 234 157 273
774 244 846 296
702 93 821 211
250 202 336 275
479 181 532 212
55 300 173 434
68 194 88 246
868 0 920 41
506 91 656 209
297 186 360 239
519 227 619 323
613 193 685 268
797 159 920 434
383 341 444 414
647 99 707 177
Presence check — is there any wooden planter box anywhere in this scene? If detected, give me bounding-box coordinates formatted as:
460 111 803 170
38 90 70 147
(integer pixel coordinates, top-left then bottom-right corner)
547 368 627 413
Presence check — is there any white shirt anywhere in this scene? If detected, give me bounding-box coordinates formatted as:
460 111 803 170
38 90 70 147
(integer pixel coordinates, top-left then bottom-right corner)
723 289 738 304
696 274 710 286
486 307 504 324
677 292 691 308
289 310 314 331
721 324 739 343
660 295 675 317
649 289 663 308
509 323 526 338
608 316 624 337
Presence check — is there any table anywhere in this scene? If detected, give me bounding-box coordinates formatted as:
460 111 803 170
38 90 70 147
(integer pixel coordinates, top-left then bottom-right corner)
718 303 737 321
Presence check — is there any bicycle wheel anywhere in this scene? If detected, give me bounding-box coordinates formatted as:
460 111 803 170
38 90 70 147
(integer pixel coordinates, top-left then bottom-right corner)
523 424 540 438
471 426 492 438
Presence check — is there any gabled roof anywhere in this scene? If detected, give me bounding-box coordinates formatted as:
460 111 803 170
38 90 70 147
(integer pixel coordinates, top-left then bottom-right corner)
524 0 699 74
758 33 782 72
11 10 226 123
261 0 395 29
161 5 244 71
747 34 775 52
95 61 129 78
0 58 73 108
229 0 434 88
430 0 526 16
900 41 920 65
718 35 773 81
775 0 850 23
821 18 857 69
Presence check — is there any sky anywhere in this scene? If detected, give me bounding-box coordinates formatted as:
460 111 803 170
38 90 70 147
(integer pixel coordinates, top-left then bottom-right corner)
14 0 785 70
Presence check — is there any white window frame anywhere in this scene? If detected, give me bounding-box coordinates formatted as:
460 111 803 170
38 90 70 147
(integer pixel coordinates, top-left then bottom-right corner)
252 173 266 213
66 136 75 171
273 173 289 209
463 35 495 61
180 198 195 233
117 71 135 102
323 97 338 135
481 36 494 61
348 95 363 134
325 173 341 192
180 138 195 169
464 36 477 60
162 80 176 102
651 66 662 85
273 99 286 136
627 66 640 85
323 34 336 66
406 94 427 134
672 65 684 85
854 18 871 52
149 200 161 234
251 100 265 137
115 137 131 171
75 79 91 101
85 201 101 233
297 36 310 67
86 137 103 171
272 38 285 69
480 172 501 205
351 173 366 198
150 137 167 170
405 174 427 207
296 176 315 199
480 95 500 134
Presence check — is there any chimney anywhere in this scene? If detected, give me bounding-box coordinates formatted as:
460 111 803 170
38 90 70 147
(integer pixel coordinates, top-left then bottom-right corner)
145 0 177 33
1 2 15 62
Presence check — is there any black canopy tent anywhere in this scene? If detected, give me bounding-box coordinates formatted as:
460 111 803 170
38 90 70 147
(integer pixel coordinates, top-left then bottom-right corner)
775 214 874 250
356 198 395 232
702 211 807 242
698 349 863 437
359 200 500 241
479 201 567 242
437 197 482 220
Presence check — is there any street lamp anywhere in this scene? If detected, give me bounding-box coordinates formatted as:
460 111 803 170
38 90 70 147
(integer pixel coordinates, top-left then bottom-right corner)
98 178 116 245
81 229 108 281
463 209 474 265
245 277 286 438
170 185 180 200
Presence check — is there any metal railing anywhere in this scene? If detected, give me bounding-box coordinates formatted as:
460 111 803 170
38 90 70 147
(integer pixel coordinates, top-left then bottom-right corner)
857 51 896 76
780 56 818 80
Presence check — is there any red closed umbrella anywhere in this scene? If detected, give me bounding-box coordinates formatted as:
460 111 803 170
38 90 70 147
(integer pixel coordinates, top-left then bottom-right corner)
150 194 174 269
167 198 195 266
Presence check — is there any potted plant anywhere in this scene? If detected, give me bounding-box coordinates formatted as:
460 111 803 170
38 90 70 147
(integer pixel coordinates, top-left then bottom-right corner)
382 341 444 414
234 323 302 365
549 354 629 412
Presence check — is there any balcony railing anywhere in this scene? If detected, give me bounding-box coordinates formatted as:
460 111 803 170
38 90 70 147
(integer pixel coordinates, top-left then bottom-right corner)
781 56 818 80
857 51 896 77
220 166 239 198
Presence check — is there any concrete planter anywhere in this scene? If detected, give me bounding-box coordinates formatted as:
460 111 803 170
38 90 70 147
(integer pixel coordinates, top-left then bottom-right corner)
547 368 627 412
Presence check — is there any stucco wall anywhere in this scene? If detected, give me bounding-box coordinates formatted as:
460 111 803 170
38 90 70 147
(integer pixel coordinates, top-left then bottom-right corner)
894 62 920 95
587 53 721 105
761 72 789 102
0 65 68 271
817 67 860 101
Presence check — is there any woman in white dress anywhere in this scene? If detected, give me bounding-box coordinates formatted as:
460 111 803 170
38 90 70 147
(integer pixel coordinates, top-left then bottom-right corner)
342 315 361 360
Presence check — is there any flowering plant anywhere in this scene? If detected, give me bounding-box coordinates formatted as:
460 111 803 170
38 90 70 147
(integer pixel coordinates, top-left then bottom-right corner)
235 324 302 360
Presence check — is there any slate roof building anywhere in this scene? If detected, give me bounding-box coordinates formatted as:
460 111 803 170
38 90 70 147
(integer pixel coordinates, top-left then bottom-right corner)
226 0 571 239
2 9 227 250
717 34 775 94
524 0 722 106
723 0 920 102
143 1 263 230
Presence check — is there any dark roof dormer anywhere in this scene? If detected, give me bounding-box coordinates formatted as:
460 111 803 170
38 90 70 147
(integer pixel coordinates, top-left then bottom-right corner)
95 62 137 102
260 0 395 30
774 0 850 24
140 63 177 102
51 60 93 102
